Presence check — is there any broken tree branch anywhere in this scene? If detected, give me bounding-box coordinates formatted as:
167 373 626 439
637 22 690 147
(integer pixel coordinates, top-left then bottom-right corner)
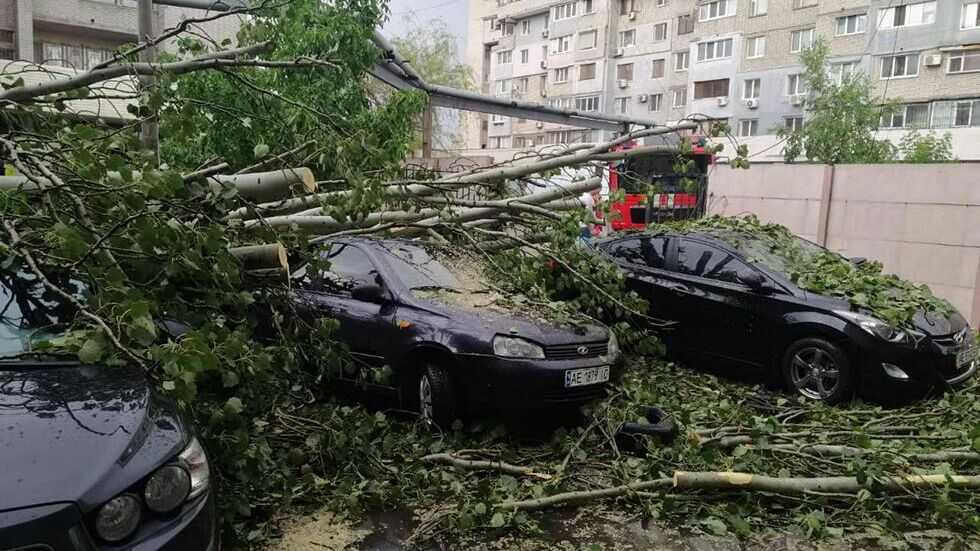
421 453 552 480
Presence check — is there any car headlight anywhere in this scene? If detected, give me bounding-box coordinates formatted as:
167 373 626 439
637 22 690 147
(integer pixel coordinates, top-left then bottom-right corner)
177 436 210 499
144 465 190 514
95 494 142 542
835 310 909 343
607 331 620 357
493 335 545 359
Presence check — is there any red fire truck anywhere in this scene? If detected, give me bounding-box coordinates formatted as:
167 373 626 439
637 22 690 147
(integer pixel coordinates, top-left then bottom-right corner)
607 137 714 230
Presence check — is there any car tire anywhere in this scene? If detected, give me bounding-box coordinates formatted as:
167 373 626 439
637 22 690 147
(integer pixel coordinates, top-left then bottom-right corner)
409 362 456 429
781 338 855 404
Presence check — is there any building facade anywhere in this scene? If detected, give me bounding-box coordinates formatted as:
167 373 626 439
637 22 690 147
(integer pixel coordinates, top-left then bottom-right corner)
464 0 980 160
0 0 240 72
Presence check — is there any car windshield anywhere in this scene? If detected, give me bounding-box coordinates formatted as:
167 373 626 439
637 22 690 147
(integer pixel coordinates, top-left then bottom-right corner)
719 232 832 277
0 269 80 358
379 242 491 294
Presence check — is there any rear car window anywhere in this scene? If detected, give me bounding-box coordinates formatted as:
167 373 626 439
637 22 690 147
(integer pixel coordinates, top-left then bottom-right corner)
606 236 669 270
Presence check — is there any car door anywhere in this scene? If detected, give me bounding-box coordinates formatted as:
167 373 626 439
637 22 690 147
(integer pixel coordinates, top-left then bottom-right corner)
663 237 779 367
603 235 681 343
294 243 396 379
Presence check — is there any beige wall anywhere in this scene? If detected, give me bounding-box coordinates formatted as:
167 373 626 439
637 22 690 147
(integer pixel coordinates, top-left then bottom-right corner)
707 163 980 327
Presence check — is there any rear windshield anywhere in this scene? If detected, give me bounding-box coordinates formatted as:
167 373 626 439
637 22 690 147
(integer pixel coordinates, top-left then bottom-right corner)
0 270 80 357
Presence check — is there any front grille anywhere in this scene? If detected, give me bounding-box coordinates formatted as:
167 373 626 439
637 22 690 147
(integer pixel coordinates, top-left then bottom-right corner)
541 384 608 404
933 328 973 348
545 341 608 360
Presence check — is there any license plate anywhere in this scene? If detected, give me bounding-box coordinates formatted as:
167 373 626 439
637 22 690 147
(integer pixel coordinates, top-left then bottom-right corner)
564 366 610 388
956 346 978 368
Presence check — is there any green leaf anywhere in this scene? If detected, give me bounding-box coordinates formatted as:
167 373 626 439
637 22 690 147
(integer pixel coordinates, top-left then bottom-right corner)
162 380 176 391
77 337 105 363
253 143 270 158
225 396 244 414
490 512 506 527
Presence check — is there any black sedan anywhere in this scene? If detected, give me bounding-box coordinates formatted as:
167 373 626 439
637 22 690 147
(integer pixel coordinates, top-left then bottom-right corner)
0 272 216 550
596 231 977 404
285 237 623 425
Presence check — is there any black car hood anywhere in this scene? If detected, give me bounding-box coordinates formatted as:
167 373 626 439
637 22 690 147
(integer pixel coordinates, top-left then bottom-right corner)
412 293 609 345
910 309 970 337
0 363 186 512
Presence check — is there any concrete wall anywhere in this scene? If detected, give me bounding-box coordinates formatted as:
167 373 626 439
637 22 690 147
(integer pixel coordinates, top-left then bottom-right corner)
707 162 980 327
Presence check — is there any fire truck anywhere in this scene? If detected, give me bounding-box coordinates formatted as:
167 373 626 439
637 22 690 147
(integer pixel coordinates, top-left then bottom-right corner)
606 136 714 230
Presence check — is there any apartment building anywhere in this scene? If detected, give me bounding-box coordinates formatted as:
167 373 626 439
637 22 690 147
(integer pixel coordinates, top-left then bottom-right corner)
464 0 980 160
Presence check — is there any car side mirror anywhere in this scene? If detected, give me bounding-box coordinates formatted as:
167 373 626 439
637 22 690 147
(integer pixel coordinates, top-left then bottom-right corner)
351 282 385 303
850 257 867 267
739 272 773 294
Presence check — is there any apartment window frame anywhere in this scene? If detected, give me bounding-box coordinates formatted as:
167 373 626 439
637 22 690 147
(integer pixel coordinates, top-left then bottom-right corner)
830 61 859 84
677 14 695 35
649 93 663 112
671 87 688 108
790 28 815 53
514 77 528 94
619 29 636 48
496 50 513 65
579 62 596 80
551 35 572 54
878 1 936 30
579 30 598 50
575 95 600 112
651 58 666 78
785 116 805 132
746 36 765 59
614 96 631 115
520 49 529 64
749 0 768 17
743 78 761 100
836 13 867 36
554 66 571 83
616 62 635 81
738 119 759 137
793 0 817 10
698 0 734 22
654 22 668 42
787 73 807 96
501 23 515 36
494 79 510 94
583 0 596 14
948 50 980 74
553 2 578 21
963 3 980 29
491 114 506 125
880 53 919 79
694 78 730 100
521 19 531 35
674 50 690 71
696 38 733 62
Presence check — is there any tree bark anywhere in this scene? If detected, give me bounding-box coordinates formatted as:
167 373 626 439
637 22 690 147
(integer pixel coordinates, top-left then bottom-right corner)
229 243 288 271
209 167 316 201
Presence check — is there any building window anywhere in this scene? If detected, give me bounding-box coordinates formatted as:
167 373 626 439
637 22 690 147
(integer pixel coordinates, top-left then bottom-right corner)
619 30 636 48
579 63 596 80
830 61 859 84
553 2 577 21
671 87 688 108
836 14 867 36
963 3 980 29
881 104 930 129
656 0 667 6
496 50 512 65
579 30 597 49
512 136 527 149
931 100 980 127
694 79 729 99
743 78 760 100
614 97 630 114
651 58 665 78
583 0 596 14
698 0 733 22
750 0 768 16
746 36 765 59
949 50 980 74
491 114 506 125
787 74 807 96
554 66 570 83
649 93 663 111
785 116 805 132
881 53 919 79
514 77 528 94
654 22 668 42
494 79 510 94
790 28 815 53
36 41 115 70
502 23 515 36
674 51 690 71
550 97 572 109
878 1 936 29
575 95 600 111
677 14 695 35
617 63 634 81
521 19 531 35
620 0 639 16
551 35 571 54
697 38 733 62
793 0 817 9
738 119 759 136
520 49 529 64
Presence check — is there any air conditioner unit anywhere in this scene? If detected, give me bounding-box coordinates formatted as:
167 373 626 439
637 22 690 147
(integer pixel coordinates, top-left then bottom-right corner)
791 95 806 106
536 121 544 129
540 89 548 97
638 93 649 103
541 29 550 38
614 47 624 57
617 79 630 89
540 60 548 69
628 11 637 20
745 98 759 109
716 96 729 106
924 54 942 67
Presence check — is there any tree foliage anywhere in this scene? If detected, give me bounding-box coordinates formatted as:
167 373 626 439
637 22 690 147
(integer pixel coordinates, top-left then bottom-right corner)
898 129 955 163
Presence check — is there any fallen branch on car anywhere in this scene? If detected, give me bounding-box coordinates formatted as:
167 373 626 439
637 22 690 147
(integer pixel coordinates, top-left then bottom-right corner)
421 453 552 480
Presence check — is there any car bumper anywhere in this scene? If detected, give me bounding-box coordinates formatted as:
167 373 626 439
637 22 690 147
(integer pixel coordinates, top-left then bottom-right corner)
455 351 625 412
854 335 977 404
0 490 217 551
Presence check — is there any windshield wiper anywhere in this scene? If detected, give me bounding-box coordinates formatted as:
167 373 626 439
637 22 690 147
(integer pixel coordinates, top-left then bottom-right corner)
410 285 462 293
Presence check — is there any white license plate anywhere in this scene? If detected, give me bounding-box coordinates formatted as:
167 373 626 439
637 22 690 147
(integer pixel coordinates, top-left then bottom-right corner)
564 366 610 388
956 346 978 368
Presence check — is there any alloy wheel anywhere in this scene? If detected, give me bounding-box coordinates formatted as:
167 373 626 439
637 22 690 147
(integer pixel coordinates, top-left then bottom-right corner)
789 346 840 400
418 375 434 421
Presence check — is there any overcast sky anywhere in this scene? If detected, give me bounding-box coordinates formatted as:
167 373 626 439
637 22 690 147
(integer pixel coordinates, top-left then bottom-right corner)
381 0 468 61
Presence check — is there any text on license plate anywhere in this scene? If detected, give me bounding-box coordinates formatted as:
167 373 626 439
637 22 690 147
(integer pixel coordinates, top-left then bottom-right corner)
956 346 978 368
564 366 610 388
